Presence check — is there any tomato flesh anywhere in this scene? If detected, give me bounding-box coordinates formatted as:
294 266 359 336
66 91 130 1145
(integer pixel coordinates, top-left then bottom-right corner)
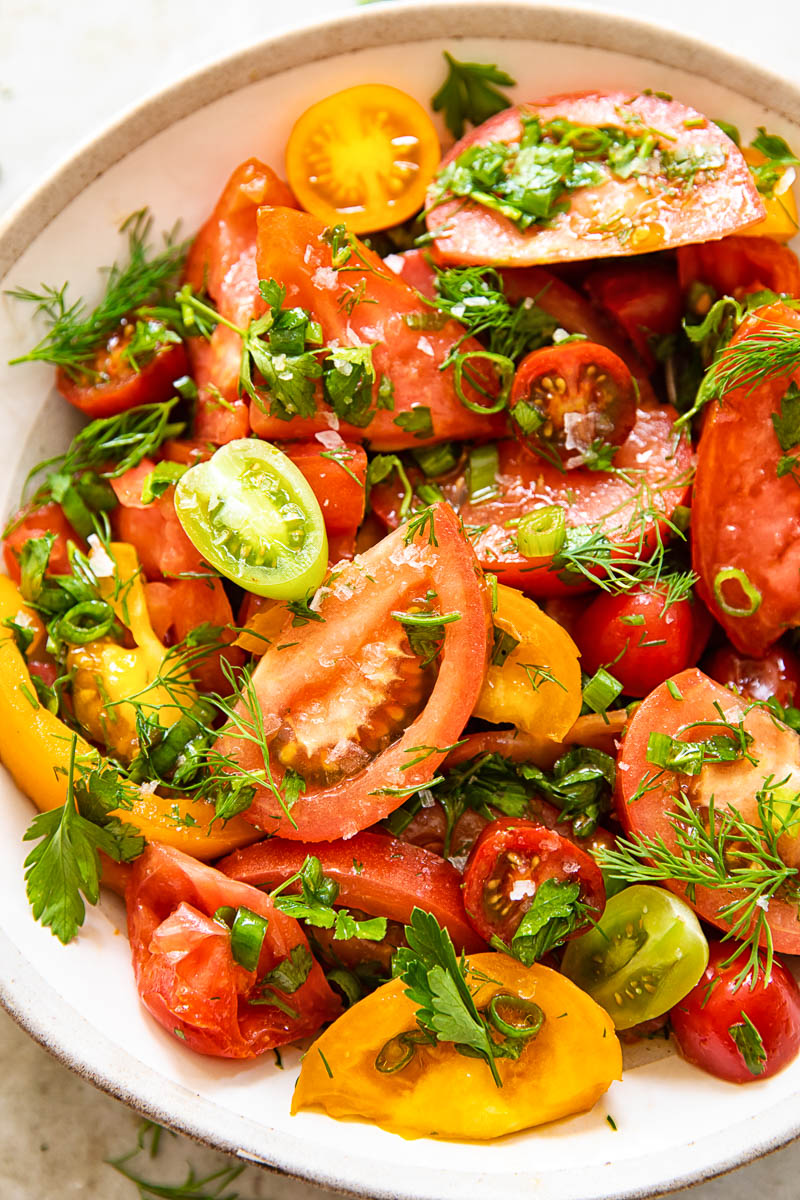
582 261 682 368
561 884 708 1029
144 577 245 694
3 503 84 583
677 235 800 299
110 459 206 580
56 329 187 420
704 642 800 708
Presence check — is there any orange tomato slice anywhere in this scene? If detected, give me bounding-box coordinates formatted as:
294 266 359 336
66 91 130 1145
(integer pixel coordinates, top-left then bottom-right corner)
285 84 441 233
740 146 799 242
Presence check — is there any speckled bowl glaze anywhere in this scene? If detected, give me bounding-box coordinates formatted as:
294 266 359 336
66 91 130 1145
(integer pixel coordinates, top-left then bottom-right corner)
1 4 800 1197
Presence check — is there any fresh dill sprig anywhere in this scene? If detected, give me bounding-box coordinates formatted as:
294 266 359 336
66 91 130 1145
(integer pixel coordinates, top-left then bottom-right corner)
696 319 800 409
429 262 558 362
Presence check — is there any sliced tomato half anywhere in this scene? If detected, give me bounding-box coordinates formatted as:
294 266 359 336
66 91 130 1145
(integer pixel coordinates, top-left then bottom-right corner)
126 842 341 1058
213 502 491 840
218 831 484 953
57 335 188 421
427 92 763 267
617 667 800 953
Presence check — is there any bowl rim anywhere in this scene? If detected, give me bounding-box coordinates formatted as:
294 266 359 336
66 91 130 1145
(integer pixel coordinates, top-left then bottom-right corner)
3 2 800 1196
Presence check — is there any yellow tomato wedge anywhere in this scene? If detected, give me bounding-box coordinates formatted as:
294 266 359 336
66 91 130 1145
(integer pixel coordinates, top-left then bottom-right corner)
473 584 582 738
285 84 441 234
740 146 799 242
293 952 621 1139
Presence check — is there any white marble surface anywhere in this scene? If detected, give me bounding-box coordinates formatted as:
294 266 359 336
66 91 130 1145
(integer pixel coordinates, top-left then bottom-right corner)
4 0 800 1196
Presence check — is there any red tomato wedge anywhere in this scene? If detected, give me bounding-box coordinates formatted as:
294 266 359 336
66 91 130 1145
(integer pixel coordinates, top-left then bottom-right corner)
110 459 206 580
678 236 800 300
218 831 484 953
56 336 188 421
183 158 298 444
249 207 508 449
427 93 763 267
213 502 491 840
370 405 692 595
692 303 800 655
282 440 367 539
616 667 800 953
126 843 340 1058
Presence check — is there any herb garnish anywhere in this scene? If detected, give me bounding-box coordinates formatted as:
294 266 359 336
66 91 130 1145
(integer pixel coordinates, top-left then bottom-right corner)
729 1012 768 1075
269 855 387 942
431 52 516 139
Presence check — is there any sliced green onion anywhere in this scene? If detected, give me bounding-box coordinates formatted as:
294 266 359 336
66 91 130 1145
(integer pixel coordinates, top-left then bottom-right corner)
453 350 513 414
56 599 116 645
411 442 458 477
374 1029 434 1074
487 993 545 1040
667 680 684 701
582 667 623 714
516 506 566 558
491 626 519 666
213 906 236 928
713 568 762 617
467 444 499 504
229 906 269 972
416 482 444 505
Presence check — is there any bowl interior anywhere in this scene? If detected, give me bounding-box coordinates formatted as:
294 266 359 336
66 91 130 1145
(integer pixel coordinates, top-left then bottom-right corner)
1 10 799 1199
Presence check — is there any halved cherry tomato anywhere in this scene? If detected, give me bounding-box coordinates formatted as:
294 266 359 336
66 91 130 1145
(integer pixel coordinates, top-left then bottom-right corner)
617 667 800 951
174 440 328 600
292 952 621 1139
183 158 297 443
509 342 636 465
582 262 682 367
427 93 763 266
110 459 206 580
670 940 800 1083
677 236 800 298
574 585 711 698
213 503 491 841
285 84 440 234
3 503 84 583
56 327 188 420
249 206 508 449
704 642 800 707
370 408 693 595
562 884 708 1029
218 831 484 953
692 303 800 654
126 843 340 1058
462 818 605 945
144 577 245 694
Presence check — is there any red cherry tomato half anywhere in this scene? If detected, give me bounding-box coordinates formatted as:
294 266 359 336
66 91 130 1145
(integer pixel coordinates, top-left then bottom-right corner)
509 342 636 466
705 642 800 707
462 818 605 945
574 586 707 698
126 843 340 1058
678 235 800 300
56 330 188 420
582 262 682 368
671 941 800 1083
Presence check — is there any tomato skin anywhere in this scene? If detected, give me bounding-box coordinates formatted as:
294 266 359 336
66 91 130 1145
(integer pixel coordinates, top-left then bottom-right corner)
282 441 367 538
110 459 206 580
214 503 491 841
144 578 245 693
126 843 341 1058
249 206 508 449
582 262 682 368
574 586 705 698
462 818 605 945
218 831 484 954
616 667 800 952
3 504 84 583
427 93 763 267
670 941 800 1083
183 158 297 444
677 235 800 299
56 337 187 420
705 642 800 707
692 303 800 655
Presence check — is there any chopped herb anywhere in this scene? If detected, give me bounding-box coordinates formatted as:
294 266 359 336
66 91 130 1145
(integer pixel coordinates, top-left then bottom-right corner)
270 855 387 942
140 461 188 503
729 1012 767 1075
431 52 516 139
504 878 590 966
393 405 434 440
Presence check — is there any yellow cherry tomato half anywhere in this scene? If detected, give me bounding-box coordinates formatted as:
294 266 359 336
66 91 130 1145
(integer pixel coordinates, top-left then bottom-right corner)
740 146 799 242
292 952 621 1139
473 584 582 739
285 84 441 234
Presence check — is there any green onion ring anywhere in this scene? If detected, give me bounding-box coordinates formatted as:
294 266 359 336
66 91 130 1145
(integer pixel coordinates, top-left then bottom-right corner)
712 567 762 617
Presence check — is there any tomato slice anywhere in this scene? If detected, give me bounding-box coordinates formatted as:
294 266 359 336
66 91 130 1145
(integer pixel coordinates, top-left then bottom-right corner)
561 884 708 1029
3 503 84 583
292 952 621 1139
285 84 441 234
582 261 682 368
126 842 340 1057
692 302 800 654
183 158 298 444
509 342 637 465
250 206 508 449
56 331 188 420
462 818 605 945
218 831 484 953
213 502 491 840
670 940 800 1082
144 578 245 694
370 406 693 595
677 235 800 299
110 459 206 580
426 92 763 266
617 667 800 952
282 440 367 539
704 641 800 708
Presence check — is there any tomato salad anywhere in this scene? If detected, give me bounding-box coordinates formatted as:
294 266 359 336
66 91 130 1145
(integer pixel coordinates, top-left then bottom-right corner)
5 57 800 1140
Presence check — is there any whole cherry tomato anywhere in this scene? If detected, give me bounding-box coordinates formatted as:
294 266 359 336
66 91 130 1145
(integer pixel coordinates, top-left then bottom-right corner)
704 642 800 707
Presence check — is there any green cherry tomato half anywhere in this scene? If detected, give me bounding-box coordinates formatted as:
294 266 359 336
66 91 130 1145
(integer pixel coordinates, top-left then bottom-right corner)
174 439 328 599
561 884 708 1030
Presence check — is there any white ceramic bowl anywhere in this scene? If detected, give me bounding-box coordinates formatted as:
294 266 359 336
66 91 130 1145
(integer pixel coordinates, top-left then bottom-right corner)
2 4 800 1197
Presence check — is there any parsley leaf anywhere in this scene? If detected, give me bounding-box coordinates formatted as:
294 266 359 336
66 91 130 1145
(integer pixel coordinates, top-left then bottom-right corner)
729 1012 767 1075
258 944 313 995
507 878 587 966
749 127 800 197
393 405 434 440
140 461 188 503
271 855 387 942
772 382 800 456
432 52 516 139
